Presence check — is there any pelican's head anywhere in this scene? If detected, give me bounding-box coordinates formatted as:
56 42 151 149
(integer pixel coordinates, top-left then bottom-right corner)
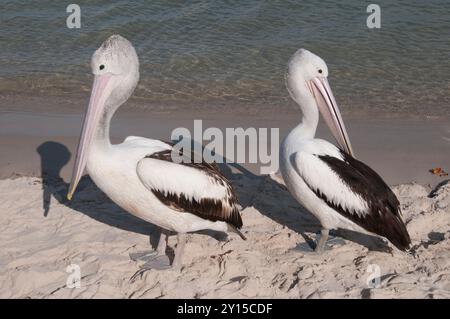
90 35 140 110
286 49 353 156
287 48 329 81
67 35 139 200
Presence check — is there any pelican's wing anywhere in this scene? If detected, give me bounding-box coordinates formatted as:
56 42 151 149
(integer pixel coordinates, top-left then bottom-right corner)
136 148 243 229
293 149 411 250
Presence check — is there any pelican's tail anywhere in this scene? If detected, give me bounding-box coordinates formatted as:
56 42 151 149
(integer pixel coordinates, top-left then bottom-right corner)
227 224 247 240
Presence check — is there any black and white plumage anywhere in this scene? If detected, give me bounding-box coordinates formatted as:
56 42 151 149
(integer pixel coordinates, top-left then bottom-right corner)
280 49 411 252
67 35 245 271
304 150 410 250
139 148 244 234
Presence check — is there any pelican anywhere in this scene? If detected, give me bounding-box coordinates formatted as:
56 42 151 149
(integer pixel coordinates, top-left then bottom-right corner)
67 35 245 271
280 49 411 252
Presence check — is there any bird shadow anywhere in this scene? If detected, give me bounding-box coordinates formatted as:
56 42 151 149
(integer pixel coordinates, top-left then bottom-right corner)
36 141 161 249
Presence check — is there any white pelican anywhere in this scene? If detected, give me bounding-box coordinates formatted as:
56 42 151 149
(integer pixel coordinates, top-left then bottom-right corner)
280 49 411 252
67 35 245 271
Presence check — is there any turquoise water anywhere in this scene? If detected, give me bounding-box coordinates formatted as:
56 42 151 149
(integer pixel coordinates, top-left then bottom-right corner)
0 0 449 115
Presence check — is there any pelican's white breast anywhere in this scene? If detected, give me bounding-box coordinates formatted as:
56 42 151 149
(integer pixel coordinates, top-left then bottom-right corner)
86 137 179 230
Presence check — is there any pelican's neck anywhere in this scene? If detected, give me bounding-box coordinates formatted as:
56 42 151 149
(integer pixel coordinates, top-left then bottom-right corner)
287 81 319 141
93 104 118 150
91 72 138 150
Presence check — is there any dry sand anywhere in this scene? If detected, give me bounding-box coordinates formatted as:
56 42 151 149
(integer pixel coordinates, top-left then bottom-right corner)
0 109 449 298
0 173 449 298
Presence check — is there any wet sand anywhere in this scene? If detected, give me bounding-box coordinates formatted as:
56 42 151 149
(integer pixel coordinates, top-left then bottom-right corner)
0 107 449 185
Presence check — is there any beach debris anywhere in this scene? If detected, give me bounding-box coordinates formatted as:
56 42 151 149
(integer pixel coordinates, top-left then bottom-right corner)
429 167 448 177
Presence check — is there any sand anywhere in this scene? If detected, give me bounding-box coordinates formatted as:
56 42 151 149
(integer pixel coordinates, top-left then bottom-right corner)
0 109 449 298
0 173 449 298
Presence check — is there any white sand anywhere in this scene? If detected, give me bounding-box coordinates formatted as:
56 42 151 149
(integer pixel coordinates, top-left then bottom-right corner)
0 173 449 298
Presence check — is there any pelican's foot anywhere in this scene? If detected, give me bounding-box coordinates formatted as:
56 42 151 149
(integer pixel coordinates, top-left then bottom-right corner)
313 229 347 253
129 250 158 262
129 255 172 282
314 229 330 253
141 255 171 270
323 235 346 247
293 229 345 254
294 242 334 254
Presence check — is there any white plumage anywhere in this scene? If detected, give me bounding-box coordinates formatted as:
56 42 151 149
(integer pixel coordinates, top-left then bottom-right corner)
137 154 228 202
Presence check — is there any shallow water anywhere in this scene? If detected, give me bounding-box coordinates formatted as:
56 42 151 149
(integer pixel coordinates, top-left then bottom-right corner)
0 0 449 116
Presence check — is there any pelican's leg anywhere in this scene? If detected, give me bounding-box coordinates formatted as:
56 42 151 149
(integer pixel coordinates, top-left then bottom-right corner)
130 232 185 281
155 230 168 255
129 229 168 262
315 228 329 253
129 231 172 281
171 233 186 270
136 233 185 272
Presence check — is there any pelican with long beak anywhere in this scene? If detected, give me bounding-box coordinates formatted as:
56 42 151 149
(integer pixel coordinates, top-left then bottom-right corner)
68 35 245 272
280 49 411 252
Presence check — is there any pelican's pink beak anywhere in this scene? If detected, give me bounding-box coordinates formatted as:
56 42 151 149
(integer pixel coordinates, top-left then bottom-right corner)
67 74 112 200
308 77 354 156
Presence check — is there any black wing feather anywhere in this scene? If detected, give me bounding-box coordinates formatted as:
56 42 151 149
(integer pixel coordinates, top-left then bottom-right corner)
145 148 243 229
311 150 411 250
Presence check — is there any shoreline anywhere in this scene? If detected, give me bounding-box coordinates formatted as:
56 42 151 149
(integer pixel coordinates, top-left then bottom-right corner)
1 94 449 120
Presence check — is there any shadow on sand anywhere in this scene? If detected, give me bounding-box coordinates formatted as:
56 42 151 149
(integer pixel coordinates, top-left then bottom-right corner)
36 140 389 252
36 141 160 249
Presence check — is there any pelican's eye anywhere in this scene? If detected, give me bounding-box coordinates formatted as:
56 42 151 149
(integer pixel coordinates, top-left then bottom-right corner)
318 69 323 74
99 64 105 70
